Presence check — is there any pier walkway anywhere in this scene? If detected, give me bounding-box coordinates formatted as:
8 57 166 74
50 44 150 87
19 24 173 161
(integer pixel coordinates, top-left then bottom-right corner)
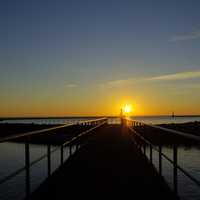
30 124 177 199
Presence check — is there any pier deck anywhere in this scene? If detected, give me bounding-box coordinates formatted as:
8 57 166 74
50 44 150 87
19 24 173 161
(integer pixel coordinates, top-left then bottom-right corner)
31 124 178 199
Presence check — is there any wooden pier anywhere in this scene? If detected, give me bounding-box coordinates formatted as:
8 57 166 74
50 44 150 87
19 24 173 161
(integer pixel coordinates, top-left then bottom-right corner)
30 124 178 200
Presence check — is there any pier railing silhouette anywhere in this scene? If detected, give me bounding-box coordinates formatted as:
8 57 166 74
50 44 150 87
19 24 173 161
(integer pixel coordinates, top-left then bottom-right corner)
0 118 108 199
124 118 200 196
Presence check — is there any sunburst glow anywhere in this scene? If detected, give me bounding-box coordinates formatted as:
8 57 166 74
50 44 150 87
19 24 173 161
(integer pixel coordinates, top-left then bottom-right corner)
123 104 132 114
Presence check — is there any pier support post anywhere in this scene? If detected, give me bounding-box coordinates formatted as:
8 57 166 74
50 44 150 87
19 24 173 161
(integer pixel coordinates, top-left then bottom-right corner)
25 143 30 198
150 144 153 163
69 145 72 156
159 145 162 176
173 145 178 195
47 145 51 177
143 144 146 156
61 145 64 166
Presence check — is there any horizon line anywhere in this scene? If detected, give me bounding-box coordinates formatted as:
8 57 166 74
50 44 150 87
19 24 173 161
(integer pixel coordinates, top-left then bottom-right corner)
1 114 200 120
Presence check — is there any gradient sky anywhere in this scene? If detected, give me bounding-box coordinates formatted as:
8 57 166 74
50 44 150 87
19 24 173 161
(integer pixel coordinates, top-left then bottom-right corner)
1 0 200 116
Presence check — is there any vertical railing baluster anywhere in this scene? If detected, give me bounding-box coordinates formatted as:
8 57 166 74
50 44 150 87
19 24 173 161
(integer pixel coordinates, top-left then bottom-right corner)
173 144 178 195
150 144 153 163
25 143 30 198
69 145 72 156
47 145 51 177
143 144 146 155
61 144 64 166
159 145 162 176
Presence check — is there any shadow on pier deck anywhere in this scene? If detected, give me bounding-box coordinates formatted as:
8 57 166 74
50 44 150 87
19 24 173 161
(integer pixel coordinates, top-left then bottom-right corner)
31 124 178 200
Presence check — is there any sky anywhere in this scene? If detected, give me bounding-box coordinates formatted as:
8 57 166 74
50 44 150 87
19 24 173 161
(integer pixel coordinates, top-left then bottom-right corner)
1 0 200 117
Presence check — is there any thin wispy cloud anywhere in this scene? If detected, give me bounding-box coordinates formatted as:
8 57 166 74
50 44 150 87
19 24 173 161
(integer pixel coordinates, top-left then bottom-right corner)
147 70 200 81
101 70 200 88
170 29 200 42
66 84 78 88
100 79 135 88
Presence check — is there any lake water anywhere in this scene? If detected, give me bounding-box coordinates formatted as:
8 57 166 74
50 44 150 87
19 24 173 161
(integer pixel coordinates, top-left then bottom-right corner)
1 116 200 125
0 142 77 200
0 116 200 199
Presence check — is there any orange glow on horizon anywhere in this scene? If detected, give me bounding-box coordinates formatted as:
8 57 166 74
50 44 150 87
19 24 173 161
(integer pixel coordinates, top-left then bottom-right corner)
1 94 200 117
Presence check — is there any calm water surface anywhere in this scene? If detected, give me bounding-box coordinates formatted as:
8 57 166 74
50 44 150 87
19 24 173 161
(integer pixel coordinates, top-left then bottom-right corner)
132 116 200 124
1 116 200 125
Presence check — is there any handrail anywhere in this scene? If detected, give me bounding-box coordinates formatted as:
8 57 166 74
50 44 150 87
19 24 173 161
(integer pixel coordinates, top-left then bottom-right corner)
125 118 200 142
124 118 200 196
63 120 106 146
0 124 73 143
0 117 108 198
0 117 107 143
76 117 107 124
128 126 200 187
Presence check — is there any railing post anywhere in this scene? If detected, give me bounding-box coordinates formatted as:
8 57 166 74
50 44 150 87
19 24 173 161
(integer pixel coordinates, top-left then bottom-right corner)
159 145 162 176
173 144 178 195
143 144 146 155
61 144 64 166
76 143 78 151
69 145 72 156
25 143 30 198
150 144 153 163
47 145 51 177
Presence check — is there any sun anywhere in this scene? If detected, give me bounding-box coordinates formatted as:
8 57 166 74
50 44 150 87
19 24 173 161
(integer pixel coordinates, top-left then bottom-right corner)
123 104 132 114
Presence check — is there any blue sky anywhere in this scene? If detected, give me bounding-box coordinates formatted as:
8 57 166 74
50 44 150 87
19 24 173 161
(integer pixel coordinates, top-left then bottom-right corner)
1 0 200 116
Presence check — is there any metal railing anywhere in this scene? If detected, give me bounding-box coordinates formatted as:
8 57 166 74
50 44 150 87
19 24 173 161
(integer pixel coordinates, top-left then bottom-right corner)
124 118 200 197
0 118 108 199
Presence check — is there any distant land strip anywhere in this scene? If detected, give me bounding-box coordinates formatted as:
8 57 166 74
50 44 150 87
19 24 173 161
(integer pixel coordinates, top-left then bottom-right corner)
1 115 200 121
